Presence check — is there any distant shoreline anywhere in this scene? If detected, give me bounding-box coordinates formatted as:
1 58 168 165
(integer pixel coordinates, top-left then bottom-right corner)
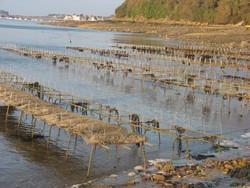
40 19 250 50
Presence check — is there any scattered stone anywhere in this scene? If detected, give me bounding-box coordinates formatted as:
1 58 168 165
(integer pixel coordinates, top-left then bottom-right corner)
148 160 157 166
141 174 151 181
109 174 118 178
134 165 144 172
156 162 166 169
152 174 165 181
157 171 167 176
164 183 174 188
71 184 85 188
134 178 141 183
161 164 175 172
224 164 234 170
128 172 136 177
236 168 249 178
155 159 170 163
186 170 194 175
125 180 136 186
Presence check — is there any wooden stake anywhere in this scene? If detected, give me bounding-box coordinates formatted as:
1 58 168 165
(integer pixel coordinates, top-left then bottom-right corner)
5 105 10 122
142 142 147 172
87 144 95 177
66 133 73 160
240 99 244 117
116 145 121 159
227 96 231 115
47 125 53 148
18 111 23 129
170 138 176 165
32 118 37 139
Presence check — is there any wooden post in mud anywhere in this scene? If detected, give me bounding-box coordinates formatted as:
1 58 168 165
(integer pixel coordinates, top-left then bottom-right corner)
227 96 231 115
5 105 10 123
185 138 190 159
170 138 177 165
73 134 78 152
47 125 53 148
220 96 224 114
218 139 221 164
18 111 23 129
240 99 244 117
87 144 96 177
31 118 37 139
57 128 61 140
142 142 147 172
116 145 121 159
66 133 73 160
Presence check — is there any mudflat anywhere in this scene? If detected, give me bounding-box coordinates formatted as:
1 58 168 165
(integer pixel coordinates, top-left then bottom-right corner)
42 19 250 49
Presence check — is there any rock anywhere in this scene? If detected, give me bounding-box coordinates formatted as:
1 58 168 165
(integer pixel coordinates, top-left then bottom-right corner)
152 174 165 181
141 174 151 181
232 160 238 167
186 170 194 174
230 169 238 177
164 183 174 188
134 178 141 183
156 162 166 169
225 164 234 170
155 159 170 163
109 174 118 178
125 181 136 186
157 171 167 176
237 168 249 178
134 165 144 172
161 164 175 172
247 173 250 180
196 165 203 171
70 184 85 188
223 168 230 174
148 160 157 166
128 172 136 177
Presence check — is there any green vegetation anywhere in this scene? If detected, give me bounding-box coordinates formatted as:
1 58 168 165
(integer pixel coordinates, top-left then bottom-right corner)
115 0 250 24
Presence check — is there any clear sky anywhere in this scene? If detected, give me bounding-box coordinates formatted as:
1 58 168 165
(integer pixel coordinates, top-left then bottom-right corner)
0 0 124 16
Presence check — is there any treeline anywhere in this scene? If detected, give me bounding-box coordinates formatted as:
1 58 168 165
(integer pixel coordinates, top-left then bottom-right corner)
0 10 9 16
115 0 250 24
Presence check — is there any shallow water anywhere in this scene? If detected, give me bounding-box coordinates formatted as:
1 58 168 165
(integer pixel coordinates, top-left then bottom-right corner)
0 18 249 187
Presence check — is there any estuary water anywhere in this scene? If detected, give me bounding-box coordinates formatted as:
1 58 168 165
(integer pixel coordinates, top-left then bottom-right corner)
0 18 249 187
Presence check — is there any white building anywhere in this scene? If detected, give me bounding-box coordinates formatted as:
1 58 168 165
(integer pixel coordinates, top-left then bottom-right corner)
64 15 72 20
89 16 97 21
72 14 81 21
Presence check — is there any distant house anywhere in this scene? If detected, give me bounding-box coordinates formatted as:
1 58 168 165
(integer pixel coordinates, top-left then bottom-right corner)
89 16 97 21
72 14 81 21
64 15 73 20
96 16 104 21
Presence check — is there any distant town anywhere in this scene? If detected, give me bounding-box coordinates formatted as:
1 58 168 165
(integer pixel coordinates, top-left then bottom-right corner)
0 10 108 21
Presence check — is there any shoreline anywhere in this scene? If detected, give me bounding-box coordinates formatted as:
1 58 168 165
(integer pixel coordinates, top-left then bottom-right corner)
41 19 250 50
72 154 250 188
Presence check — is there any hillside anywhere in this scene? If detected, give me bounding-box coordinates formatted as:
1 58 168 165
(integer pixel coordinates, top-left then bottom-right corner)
115 0 250 24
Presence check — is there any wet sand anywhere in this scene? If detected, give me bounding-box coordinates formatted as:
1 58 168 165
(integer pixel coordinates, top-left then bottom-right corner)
42 19 250 49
